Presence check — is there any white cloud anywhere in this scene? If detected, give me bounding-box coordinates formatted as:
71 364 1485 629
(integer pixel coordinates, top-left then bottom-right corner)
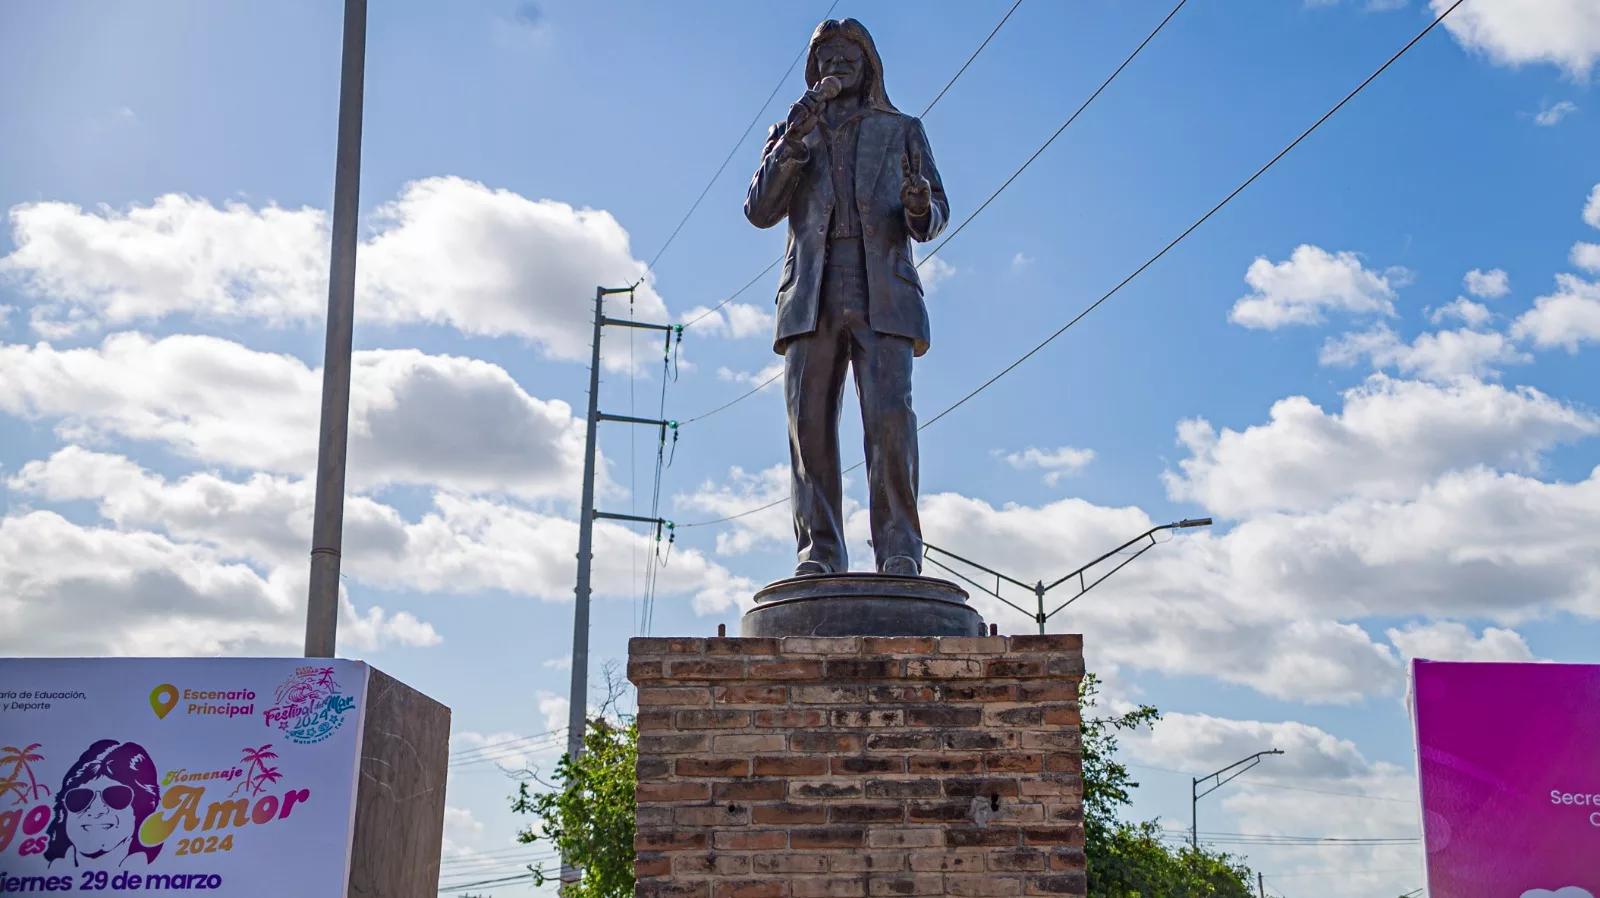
1534 99 1579 125
1011 252 1034 271
1227 245 1399 329
1510 272 1600 351
715 359 783 388
1433 0 1600 78
1386 620 1536 662
538 692 570 735
1320 323 1530 381
675 464 796 557
0 332 592 500
1463 267 1510 298
1586 183 1600 229
1430 297 1493 327
1164 374 1597 517
542 655 572 670
0 509 438 656
916 253 957 294
1572 242 1600 273
679 302 773 340
999 445 1095 485
0 178 666 370
442 807 486 842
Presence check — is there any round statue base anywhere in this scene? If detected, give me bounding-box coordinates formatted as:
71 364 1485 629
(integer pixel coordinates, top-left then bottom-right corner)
740 573 986 638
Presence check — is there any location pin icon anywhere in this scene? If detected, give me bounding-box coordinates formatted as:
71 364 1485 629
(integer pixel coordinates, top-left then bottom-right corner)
150 684 179 719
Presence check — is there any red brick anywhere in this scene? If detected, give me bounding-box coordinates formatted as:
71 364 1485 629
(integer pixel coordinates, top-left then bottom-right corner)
1020 732 1081 751
829 803 904 824
636 782 711 803
675 804 751 827
865 778 942 799
987 850 1046 872
909 853 982 873
715 831 787 851
790 780 864 800
1043 704 1081 726
1044 754 1082 774
985 753 1044 773
984 705 1043 727
630 637 702 656
753 803 829 825
945 731 1016 751
1021 775 1082 798
790 827 865 849
862 636 937 654
1022 826 1085 847
716 881 786 898
867 875 944 896
1009 635 1081 653
754 855 829 874
754 756 828 777
629 660 665 681
791 878 866 898
637 710 674 732
676 855 752 875
1043 803 1084 823
867 732 942 752
904 659 982 679
946 827 1020 848
791 732 862 752
830 708 904 727
667 659 749 679
636 758 672 781
909 755 980 775
824 659 899 679
944 777 1020 798
635 831 710 851
984 659 1045 678
867 685 938 703
638 882 711 898
756 709 826 728
676 709 751 729
639 686 712 707
638 734 710 754
780 637 861 655
939 636 1008 654
907 706 982 727
715 684 787 705
866 828 942 848
830 853 908 873
831 756 905 775
947 875 1024 897
1024 874 1087 895
1047 848 1087 871
707 638 780 656
1045 656 1085 677
793 685 865 704
713 734 786 753
748 660 824 679
636 854 672 877
906 802 971 823
941 683 1018 702
677 757 750 777
1017 682 1078 703
714 779 786 801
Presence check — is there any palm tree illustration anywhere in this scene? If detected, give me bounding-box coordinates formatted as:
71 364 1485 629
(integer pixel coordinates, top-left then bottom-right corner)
1 744 49 804
232 744 278 797
251 766 282 796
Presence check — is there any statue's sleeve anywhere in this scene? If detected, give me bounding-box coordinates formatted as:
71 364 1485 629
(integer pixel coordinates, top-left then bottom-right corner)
744 122 809 230
903 117 948 243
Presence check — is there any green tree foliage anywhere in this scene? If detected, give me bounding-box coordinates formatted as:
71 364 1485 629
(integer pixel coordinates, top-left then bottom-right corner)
1081 673 1255 897
512 715 639 898
510 670 1254 898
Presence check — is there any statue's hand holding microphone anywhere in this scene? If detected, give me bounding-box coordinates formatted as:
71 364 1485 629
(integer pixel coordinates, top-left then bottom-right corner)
781 75 932 220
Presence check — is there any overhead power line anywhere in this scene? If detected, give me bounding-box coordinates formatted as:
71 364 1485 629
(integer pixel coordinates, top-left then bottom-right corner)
636 0 841 287
680 0 1025 331
679 0 1465 529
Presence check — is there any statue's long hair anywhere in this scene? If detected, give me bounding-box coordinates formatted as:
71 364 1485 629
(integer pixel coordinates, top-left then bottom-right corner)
804 19 899 114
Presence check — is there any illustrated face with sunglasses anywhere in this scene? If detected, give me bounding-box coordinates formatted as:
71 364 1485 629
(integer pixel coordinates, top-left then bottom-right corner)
60 775 136 859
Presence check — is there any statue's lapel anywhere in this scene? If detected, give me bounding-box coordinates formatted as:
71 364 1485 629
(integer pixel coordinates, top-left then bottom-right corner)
857 113 896 206
804 128 831 196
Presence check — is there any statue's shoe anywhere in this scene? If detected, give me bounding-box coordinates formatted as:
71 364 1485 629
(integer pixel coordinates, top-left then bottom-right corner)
880 555 920 577
794 560 833 577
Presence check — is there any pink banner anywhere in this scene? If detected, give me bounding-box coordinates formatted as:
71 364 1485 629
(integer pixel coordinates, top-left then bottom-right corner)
1412 659 1600 896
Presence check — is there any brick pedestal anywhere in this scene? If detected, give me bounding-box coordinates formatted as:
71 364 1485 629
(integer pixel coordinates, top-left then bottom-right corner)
627 635 1087 898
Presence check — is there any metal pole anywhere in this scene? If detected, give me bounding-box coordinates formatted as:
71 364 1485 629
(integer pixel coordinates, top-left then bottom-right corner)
568 286 605 761
1258 872 1265 898
1034 581 1046 635
305 0 367 659
1191 777 1198 850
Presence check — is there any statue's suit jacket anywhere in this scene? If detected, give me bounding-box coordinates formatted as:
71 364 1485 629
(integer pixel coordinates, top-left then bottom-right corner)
744 109 949 358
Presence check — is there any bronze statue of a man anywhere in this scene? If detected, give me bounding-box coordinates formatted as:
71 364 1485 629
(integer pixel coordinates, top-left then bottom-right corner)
745 18 949 579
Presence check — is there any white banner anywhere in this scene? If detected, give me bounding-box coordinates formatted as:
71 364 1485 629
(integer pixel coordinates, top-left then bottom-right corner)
0 658 370 896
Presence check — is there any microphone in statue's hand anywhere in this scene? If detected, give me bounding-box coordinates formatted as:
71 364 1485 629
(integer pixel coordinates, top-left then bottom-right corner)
812 76 843 103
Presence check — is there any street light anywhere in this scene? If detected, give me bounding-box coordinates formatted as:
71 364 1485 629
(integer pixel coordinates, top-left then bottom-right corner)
1191 749 1284 849
923 518 1213 633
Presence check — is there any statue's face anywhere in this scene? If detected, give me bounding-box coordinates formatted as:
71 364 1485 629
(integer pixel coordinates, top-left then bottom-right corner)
815 35 866 96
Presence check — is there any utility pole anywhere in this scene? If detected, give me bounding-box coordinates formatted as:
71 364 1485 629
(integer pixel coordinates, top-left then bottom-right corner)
1191 749 1284 849
563 285 676 885
923 519 1212 633
305 0 367 659
1257 872 1265 898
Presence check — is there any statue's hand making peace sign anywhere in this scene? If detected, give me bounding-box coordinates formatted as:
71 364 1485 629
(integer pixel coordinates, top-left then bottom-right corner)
900 150 932 219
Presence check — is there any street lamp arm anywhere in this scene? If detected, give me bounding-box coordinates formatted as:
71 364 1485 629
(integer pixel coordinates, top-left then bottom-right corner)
1191 748 1283 849
922 553 1036 619
923 542 1037 593
1042 518 1213 593
1042 540 1158 619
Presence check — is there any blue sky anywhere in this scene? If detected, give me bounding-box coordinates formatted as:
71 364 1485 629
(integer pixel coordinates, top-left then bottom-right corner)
3 0 1598 894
